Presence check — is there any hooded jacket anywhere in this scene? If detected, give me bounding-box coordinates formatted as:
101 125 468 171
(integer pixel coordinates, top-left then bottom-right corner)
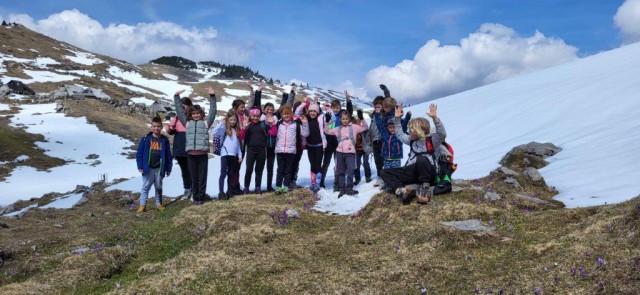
136 133 173 176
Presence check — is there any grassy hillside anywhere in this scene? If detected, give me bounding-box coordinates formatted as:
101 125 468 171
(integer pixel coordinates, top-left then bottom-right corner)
1 147 638 294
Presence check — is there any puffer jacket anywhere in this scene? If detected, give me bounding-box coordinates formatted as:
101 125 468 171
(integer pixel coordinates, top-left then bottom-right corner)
395 117 446 166
272 119 309 154
324 122 368 154
174 94 217 153
296 100 327 149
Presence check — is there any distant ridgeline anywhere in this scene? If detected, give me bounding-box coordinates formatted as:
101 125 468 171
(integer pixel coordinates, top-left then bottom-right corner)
149 56 272 82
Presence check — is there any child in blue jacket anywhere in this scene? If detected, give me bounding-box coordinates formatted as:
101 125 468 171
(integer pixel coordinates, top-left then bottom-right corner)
136 116 173 213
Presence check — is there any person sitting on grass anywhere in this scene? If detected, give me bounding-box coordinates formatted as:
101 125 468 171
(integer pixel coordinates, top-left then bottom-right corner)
379 103 446 204
136 116 172 213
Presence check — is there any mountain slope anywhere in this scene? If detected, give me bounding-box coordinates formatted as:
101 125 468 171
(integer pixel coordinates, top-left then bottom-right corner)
407 41 640 207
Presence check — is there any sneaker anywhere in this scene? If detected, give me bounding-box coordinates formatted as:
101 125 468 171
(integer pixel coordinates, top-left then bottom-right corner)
309 184 320 193
218 192 228 200
243 188 249 195
254 188 262 195
136 205 146 213
345 189 359 196
354 178 361 185
395 187 405 196
275 186 288 195
338 189 345 198
365 177 372 183
156 205 166 212
183 189 192 199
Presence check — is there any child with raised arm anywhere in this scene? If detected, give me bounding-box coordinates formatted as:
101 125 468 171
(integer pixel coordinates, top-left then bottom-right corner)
324 107 368 197
272 105 309 194
380 104 446 204
166 97 193 199
211 111 242 200
297 95 326 192
319 90 353 190
242 106 270 194
136 116 173 212
173 87 217 205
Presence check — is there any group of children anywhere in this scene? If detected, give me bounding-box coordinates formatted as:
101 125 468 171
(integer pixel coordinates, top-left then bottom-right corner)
135 83 447 212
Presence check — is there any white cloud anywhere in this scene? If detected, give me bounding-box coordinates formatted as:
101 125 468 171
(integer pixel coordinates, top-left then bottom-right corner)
3 9 252 65
364 23 578 104
614 0 640 45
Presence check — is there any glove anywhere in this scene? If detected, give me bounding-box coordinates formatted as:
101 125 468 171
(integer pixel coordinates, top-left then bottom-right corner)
379 84 388 92
357 109 364 120
325 112 332 123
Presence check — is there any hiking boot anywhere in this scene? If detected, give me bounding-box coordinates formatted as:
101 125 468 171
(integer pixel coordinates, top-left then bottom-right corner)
401 187 417 204
354 178 361 185
319 182 325 189
417 183 432 204
136 205 146 213
243 188 250 195
333 182 340 192
218 192 228 200
338 189 345 198
255 188 262 195
183 189 192 199
156 205 166 212
309 184 320 193
365 177 372 183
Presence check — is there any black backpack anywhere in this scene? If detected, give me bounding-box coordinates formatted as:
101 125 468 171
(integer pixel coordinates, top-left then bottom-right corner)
411 138 457 195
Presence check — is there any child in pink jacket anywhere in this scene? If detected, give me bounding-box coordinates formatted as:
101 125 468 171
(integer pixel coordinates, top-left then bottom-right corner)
324 110 368 197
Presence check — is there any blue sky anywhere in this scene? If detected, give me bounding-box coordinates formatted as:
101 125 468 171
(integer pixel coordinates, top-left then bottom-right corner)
2 0 639 103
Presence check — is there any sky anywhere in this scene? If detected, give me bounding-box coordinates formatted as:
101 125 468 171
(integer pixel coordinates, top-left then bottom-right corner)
1 0 640 103
2 37 640 214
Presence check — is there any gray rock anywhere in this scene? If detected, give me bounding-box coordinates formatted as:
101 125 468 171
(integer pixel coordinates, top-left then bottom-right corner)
72 247 90 255
73 196 89 207
0 221 9 229
499 166 519 176
484 191 501 201
0 204 15 215
90 160 102 166
441 219 493 232
452 186 463 192
504 177 522 188
74 185 89 193
54 100 64 112
524 167 543 182
53 223 63 228
121 195 134 204
285 209 300 219
85 154 99 160
469 186 483 191
513 193 551 205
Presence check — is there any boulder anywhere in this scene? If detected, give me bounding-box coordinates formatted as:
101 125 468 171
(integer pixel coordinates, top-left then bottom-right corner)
504 177 522 189
441 219 493 232
484 191 502 201
524 167 543 182
498 166 519 176
0 221 9 229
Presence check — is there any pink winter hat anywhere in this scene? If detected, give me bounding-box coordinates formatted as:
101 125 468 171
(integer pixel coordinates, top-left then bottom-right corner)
249 107 261 116
308 103 320 113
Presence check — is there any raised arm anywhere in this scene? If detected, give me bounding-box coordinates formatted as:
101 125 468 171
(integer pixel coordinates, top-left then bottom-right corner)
394 105 411 145
285 85 296 108
173 89 187 126
380 84 391 98
344 90 353 117
427 103 446 144
206 87 217 127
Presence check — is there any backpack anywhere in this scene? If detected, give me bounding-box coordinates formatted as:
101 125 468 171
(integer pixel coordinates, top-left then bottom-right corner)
337 125 355 148
212 132 227 156
412 138 457 195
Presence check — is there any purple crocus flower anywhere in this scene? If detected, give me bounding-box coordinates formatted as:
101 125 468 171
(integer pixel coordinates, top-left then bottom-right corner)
570 267 576 276
579 267 587 278
597 257 605 267
534 286 542 295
